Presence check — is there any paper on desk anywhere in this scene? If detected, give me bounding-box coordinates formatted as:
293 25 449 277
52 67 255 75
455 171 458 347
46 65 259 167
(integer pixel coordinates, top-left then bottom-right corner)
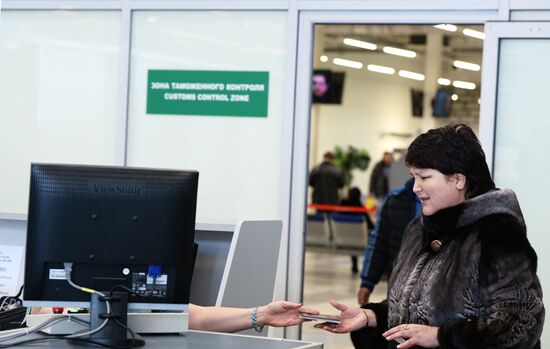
0 245 24 297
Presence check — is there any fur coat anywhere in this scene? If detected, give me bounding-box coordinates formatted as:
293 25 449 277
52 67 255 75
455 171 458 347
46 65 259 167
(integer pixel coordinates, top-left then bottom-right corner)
385 189 544 348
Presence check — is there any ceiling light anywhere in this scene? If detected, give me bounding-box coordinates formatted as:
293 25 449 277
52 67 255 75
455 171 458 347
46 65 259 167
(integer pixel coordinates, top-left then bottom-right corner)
398 70 425 81
438 78 451 86
433 24 457 32
367 64 395 75
463 28 485 40
320 55 328 63
343 38 377 51
333 58 363 69
383 46 416 58
453 60 481 71
452 80 476 90
451 94 459 101
478 98 481 104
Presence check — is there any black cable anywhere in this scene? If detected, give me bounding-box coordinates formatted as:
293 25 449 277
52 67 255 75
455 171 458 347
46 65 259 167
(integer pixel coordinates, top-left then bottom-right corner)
113 319 141 349
108 286 145 348
13 285 23 299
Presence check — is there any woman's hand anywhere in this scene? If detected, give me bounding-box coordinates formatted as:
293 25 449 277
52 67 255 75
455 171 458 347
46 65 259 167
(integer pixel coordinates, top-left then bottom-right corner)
383 324 439 348
257 301 319 327
314 300 370 333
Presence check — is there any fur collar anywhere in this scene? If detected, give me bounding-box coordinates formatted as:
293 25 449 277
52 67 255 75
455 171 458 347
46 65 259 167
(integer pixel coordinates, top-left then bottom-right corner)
420 189 525 240
457 189 525 229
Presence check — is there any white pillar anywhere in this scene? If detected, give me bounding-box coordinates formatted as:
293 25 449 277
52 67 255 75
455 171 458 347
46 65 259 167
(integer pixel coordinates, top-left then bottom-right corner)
422 31 443 130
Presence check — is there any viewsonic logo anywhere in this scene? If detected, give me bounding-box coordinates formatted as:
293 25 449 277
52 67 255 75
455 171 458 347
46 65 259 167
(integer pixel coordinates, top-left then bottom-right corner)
91 183 143 195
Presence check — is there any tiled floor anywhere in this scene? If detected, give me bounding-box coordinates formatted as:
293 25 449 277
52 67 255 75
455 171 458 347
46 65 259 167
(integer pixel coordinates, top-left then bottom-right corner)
301 250 387 349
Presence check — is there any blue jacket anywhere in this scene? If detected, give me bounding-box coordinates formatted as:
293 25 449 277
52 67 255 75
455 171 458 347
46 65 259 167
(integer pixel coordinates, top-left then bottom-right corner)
360 178 421 290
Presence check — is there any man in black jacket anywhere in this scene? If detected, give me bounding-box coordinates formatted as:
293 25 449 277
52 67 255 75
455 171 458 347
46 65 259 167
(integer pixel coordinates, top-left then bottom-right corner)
309 152 344 205
369 152 392 199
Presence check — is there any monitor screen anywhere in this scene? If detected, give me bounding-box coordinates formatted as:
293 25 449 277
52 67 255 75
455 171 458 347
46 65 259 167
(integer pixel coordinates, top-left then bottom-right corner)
432 88 452 117
312 69 345 104
24 164 199 311
410 89 424 117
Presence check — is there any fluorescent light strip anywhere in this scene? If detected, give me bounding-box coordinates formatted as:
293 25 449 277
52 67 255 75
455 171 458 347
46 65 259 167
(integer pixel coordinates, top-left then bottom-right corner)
367 64 395 75
433 24 457 32
333 58 363 69
343 38 377 51
398 70 425 81
383 46 416 58
463 28 485 40
437 78 451 86
453 60 481 72
452 80 476 90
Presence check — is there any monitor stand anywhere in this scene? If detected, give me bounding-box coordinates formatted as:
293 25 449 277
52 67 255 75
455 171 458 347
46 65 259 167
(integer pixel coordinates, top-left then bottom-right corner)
72 292 145 348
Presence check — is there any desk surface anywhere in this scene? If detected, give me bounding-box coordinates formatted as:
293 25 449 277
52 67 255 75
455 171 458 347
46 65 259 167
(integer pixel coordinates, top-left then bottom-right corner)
1 330 323 349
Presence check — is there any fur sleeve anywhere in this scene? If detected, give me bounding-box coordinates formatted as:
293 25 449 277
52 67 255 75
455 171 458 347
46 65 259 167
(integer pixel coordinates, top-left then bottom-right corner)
438 214 544 349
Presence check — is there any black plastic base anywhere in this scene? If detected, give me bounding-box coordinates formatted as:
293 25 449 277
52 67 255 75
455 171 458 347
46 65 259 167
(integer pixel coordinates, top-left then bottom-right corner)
70 337 145 347
71 291 145 348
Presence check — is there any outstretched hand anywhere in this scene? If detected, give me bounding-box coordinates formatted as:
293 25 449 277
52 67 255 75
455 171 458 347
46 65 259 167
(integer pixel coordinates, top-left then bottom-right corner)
258 301 319 327
314 300 368 334
383 324 439 348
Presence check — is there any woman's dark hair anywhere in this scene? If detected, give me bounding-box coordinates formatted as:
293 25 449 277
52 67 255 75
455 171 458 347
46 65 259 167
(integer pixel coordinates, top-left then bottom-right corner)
405 124 495 199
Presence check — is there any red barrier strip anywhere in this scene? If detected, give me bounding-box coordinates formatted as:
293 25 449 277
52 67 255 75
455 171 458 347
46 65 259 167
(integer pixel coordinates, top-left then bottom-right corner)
308 204 376 213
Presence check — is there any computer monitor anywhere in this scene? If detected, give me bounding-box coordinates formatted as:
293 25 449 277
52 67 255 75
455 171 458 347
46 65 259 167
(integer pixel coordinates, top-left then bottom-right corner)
23 164 198 345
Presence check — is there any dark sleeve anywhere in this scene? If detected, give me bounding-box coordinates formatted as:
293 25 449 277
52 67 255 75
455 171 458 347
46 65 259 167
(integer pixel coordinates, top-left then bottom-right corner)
360 197 393 290
369 163 381 193
309 167 318 187
350 302 389 348
438 215 544 349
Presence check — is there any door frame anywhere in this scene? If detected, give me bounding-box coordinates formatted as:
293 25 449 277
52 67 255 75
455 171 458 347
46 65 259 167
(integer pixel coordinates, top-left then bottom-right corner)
287 8 507 340
478 21 550 345
479 22 550 172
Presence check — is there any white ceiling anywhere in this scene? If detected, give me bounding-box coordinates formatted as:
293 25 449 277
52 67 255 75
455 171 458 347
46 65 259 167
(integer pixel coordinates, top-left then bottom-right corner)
318 24 483 84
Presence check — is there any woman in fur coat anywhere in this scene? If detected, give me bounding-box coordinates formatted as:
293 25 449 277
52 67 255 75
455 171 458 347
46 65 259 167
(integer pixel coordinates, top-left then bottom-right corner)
317 124 544 349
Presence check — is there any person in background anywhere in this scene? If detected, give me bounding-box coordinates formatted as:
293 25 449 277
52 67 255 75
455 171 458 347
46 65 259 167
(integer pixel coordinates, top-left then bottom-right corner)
351 178 421 349
316 124 544 349
357 178 421 305
309 151 344 206
369 152 392 200
340 187 375 274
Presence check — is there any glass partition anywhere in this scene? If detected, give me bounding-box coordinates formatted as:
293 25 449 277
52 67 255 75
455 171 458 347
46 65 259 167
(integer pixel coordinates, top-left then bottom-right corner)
126 11 288 223
0 11 122 214
493 38 550 343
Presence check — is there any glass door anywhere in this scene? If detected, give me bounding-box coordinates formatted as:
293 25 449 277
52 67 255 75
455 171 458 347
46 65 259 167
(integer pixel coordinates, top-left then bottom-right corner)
480 21 550 343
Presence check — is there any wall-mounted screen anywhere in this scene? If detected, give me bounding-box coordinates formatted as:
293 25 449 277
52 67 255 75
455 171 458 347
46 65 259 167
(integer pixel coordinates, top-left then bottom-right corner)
410 89 424 117
312 70 345 104
432 88 452 117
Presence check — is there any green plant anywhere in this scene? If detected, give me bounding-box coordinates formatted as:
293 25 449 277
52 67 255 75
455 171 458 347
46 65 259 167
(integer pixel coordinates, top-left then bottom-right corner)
333 145 371 186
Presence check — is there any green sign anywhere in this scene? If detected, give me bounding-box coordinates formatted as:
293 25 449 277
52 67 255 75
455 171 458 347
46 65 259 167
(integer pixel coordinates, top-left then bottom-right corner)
147 70 269 117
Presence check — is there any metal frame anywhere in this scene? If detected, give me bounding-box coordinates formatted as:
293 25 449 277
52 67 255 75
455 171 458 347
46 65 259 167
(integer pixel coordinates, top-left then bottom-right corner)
479 22 550 173
286 7 506 339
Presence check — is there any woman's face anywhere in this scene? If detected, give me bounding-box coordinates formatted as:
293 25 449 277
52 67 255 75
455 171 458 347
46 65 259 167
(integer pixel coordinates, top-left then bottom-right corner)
410 167 466 216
